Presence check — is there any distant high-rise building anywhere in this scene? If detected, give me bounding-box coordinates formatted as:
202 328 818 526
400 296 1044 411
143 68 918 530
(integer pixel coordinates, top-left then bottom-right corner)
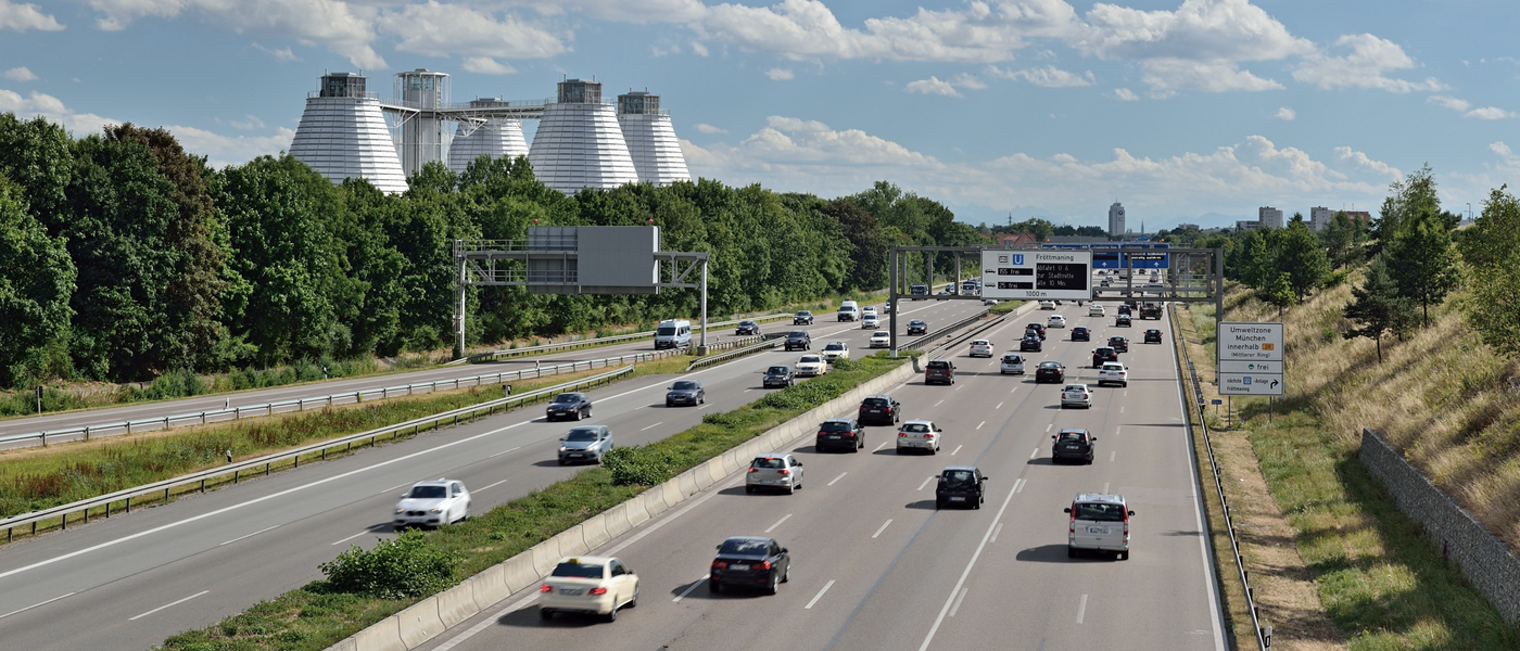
289 72 409 194
1235 220 1261 231
528 79 640 193
617 91 690 186
1309 206 1332 231
1175 223 1200 231
1108 202 1126 238
1258 206 1283 229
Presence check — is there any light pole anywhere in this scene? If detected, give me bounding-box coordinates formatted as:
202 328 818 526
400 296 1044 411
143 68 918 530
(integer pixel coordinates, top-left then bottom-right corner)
1467 202 1472 224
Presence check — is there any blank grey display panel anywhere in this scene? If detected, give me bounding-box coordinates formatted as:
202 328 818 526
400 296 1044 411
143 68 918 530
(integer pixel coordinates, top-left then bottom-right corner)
577 226 659 290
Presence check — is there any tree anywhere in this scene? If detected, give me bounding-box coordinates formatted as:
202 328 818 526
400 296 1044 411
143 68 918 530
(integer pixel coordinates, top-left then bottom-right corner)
1383 209 1460 327
1372 165 1440 249
0 175 76 386
1260 272 1295 318
1343 256 1417 363
1322 210 1367 268
1273 221 1331 301
1456 186 1520 356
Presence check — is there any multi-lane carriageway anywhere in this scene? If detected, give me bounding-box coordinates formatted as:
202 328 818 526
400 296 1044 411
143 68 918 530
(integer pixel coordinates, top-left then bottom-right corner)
1 299 1014 651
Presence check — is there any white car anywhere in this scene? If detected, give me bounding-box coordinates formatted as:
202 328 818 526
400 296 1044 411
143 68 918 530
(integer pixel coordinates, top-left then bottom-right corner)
1039 300 1057 310
746 453 804 494
1088 304 1105 317
539 555 640 621
821 341 850 362
896 420 942 454
869 330 891 348
862 306 878 318
1000 353 1025 375
1065 494 1135 560
861 315 880 329
1047 315 1066 328
394 479 471 528
795 354 828 377
1097 362 1129 387
1060 383 1093 409
969 339 994 358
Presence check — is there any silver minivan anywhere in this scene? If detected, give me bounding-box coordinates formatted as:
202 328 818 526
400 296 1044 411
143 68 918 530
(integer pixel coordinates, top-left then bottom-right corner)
1064 493 1135 560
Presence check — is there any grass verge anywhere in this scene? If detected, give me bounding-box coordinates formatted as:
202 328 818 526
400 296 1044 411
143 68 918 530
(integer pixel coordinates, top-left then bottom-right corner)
155 352 909 651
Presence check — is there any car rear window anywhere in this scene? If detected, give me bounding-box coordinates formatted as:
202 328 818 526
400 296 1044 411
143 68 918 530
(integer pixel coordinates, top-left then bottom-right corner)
863 397 890 407
941 470 976 484
1058 431 1085 442
752 457 786 469
902 423 930 434
820 421 854 433
928 361 951 369
551 561 605 578
1072 503 1126 522
718 539 770 555
408 485 446 499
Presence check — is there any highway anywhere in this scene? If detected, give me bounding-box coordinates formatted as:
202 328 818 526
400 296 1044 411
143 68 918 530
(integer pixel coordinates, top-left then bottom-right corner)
411 301 1223 651
0 299 986 651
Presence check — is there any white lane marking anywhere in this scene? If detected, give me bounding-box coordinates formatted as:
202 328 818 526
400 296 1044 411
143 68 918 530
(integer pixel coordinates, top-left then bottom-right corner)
949 587 969 617
1010 387 1017 393
1103 482 1110 494
995 402 1004 410
765 514 792 534
976 421 985 430
1045 424 1053 432
872 520 892 539
1110 451 1116 463
744 388 755 393
487 446 522 459
1029 448 1038 459
934 399 945 407
640 422 664 432
1013 478 1026 494
699 404 712 410
917 477 933 491
918 483 1022 651
672 574 710 603
805 580 835 609
0 416 534 582
219 524 279 547
380 483 408 495
476 478 511 492
954 385 963 391
1121 406 1125 414
0 592 75 619
990 523 1004 543
873 441 889 452
950 445 963 456
331 530 372 546
1115 426 1122 436
1076 594 1088 624
129 590 209 621
828 472 848 487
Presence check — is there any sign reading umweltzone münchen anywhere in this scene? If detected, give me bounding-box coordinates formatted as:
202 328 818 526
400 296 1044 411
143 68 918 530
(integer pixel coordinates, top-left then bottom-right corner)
981 250 1092 301
1217 322 1284 396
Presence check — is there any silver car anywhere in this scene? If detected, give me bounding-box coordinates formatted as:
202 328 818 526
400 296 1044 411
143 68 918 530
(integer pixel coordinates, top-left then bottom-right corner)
896 420 942 454
746 453 804 494
1065 493 1135 560
394 479 470 528
558 425 614 465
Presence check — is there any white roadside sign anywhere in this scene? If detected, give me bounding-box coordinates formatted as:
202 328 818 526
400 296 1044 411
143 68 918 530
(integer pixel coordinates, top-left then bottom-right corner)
1219 372 1284 396
1217 322 1283 362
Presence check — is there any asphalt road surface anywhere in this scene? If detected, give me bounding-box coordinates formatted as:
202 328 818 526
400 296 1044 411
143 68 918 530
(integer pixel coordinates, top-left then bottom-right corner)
0 299 988 651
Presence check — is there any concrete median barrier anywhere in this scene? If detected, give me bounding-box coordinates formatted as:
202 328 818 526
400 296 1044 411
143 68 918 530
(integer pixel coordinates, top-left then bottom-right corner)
467 566 509 611
396 597 445 649
558 523 589 557
582 513 611 549
530 536 562 577
677 469 701 496
501 554 538 594
640 488 670 518
662 478 683 506
603 503 634 538
436 584 478 628
352 614 405 651
624 496 650 527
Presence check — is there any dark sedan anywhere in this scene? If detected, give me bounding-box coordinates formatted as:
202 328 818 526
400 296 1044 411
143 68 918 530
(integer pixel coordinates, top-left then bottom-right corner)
1051 428 1096 464
858 395 902 425
1034 360 1066 383
1108 336 1129 353
545 392 593 421
1071 326 1091 342
1144 329 1163 344
1025 323 1047 339
793 311 815 325
1020 336 1043 352
784 330 811 351
1115 315 1132 327
816 418 865 452
666 380 705 407
710 536 790 594
907 320 929 335
1092 346 1119 368
735 320 761 336
762 365 794 388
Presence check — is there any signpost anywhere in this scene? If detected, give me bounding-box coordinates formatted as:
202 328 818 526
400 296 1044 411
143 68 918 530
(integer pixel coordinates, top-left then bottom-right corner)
1217 322 1284 397
981 250 1092 301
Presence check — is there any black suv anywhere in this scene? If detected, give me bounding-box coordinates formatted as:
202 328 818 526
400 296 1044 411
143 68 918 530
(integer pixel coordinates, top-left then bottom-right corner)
1051 428 1096 464
934 466 988 509
925 359 955 385
762 365 794 388
735 320 761 335
1117 304 1132 316
907 320 929 335
784 330 811 351
1020 336 1042 352
793 311 815 325
1092 346 1119 368
1144 329 1163 344
1071 326 1091 342
816 418 865 452
858 395 902 425
1108 335 1129 353
1025 323 1047 340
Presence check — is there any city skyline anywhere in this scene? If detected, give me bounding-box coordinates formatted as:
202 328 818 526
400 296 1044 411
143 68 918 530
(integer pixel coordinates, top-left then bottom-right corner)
1 0 1513 230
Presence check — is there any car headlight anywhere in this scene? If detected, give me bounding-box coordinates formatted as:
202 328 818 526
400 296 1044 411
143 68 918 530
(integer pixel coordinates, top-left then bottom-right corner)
395 508 405 514
429 507 443 513
559 446 569 452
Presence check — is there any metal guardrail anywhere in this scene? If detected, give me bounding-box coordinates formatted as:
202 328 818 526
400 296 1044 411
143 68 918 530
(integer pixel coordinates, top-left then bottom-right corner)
0 349 685 450
0 367 635 542
686 334 784 371
1171 306 1269 651
904 308 996 352
467 313 794 363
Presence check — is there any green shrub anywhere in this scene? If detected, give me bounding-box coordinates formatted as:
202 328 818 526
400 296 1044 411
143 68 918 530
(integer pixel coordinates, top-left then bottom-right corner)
319 531 458 599
602 446 676 486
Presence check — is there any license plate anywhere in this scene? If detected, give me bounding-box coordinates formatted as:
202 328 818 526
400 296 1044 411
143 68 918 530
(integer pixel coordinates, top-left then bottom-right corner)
949 496 965 502
558 588 584 595
1087 527 1109 535
729 564 750 571
569 453 584 458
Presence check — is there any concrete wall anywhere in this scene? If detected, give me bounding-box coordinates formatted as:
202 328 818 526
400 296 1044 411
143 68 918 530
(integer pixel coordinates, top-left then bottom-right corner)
1359 427 1520 623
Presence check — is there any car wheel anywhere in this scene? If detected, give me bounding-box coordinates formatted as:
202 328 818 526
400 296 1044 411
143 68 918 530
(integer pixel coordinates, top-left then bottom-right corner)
1067 547 1077 559
558 458 566 466
786 483 795 495
782 564 790 583
540 608 554 620
974 496 982 509
1119 551 1129 561
895 447 903 455
709 580 721 593
628 585 639 608
934 499 943 510
700 395 705 404
765 573 779 595
606 604 618 622
666 400 673 408
746 485 755 494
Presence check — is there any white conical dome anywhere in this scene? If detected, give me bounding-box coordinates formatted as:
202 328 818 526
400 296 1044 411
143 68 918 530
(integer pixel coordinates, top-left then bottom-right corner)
448 119 529 173
289 73 408 194
618 92 690 186
528 80 638 193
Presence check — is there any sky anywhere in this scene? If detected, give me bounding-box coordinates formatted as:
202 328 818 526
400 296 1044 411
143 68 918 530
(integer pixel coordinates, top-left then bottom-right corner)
1 0 1516 231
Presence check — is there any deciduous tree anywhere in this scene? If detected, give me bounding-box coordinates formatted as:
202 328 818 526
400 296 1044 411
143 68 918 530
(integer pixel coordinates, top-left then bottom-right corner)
1457 187 1520 357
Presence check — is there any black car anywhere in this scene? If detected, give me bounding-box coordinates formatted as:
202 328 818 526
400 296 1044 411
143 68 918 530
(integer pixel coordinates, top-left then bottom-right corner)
793 311 815 325
1144 329 1163 344
1108 336 1129 353
666 380 705 407
934 466 988 509
762 365 794 388
1025 323 1047 340
1115 315 1132 327
816 418 865 452
1117 304 1132 316
1092 346 1119 368
1051 428 1096 464
1034 360 1066 383
735 320 761 336
545 392 593 421
1020 336 1042 352
784 330 811 351
907 320 929 335
1071 326 1091 342
710 536 790 594
858 395 902 425
1024 327 1042 341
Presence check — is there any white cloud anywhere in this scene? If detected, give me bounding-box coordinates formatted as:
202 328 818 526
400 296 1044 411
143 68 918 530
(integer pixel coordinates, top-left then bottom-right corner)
904 76 961 97
1293 34 1444 93
1272 107 1295 120
0 0 63 31
949 72 986 90
229 114 265 130
1428 95 1469 112
1077 0 1312 64
989 64 1093 87
377 2 567 59
1429 96 1515 120
765 68 794 81
1138 58 1281 92
251 42 299 62
462 57 517 75
1334 145 1402 181
83 0 386 69
164 124 297 170
4 66 37 81
0 88 118 137
693 123 727 134
690 40 709 57
1113 87 1138 101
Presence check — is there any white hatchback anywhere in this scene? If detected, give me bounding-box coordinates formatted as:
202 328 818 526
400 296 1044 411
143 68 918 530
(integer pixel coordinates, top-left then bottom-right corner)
539 556 640 621
1047 315 1066 328
1060 383 1093 409
1088 304 1105 317
969 339 994 358
869 330 891 348
1097 362 1128 387
896 420 942 454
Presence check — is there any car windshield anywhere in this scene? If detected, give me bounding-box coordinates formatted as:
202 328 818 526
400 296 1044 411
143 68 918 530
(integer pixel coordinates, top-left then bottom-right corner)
551 561 605 578
1039 362 1061 369
797 311 811 316
553 393 582 404
565 429 600 442
825 343 844 350
902 423 930 434
1073 502 1126 522
672 381 699 390
820 421 854 433
941 470 976 484
911 321 925 327
740 321 755 327
789 331 807 338
752 457 786 469
766 366 788 375
800 356 821 364
408 485 446 499
657 326 676 335
718 539 771 555
874 331 889 337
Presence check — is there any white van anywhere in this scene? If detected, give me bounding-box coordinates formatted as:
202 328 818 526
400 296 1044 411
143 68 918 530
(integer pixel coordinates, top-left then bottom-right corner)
654 319 692 349
1065 493 1135 560
837 300 860 322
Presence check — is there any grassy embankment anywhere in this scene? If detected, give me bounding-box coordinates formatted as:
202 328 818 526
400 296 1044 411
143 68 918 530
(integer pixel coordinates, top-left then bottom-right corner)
1176 272 1520 651
155 352 911 651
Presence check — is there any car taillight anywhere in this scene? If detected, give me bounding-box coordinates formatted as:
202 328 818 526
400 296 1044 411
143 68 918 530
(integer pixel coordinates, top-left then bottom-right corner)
779 469 790 475
899 432 907 437
589 587 608 595
756 561 772 570
748 468 758 473
712 560 727 569
540 584 553 592
925 433 935 439
844 432 856 438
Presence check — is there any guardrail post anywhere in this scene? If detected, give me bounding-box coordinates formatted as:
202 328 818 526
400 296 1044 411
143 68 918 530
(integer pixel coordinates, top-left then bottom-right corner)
84 426 90 441
41 431 47 447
